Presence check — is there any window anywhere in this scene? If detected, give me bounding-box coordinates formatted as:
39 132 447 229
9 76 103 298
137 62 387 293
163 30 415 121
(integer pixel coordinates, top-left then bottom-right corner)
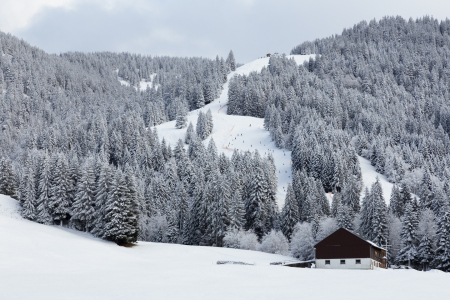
340 260 345 265
356 259 361 264
325 260 330 265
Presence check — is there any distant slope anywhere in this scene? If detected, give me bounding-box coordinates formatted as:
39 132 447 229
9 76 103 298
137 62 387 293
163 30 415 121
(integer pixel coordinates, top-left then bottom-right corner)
155 55 314 206
155 55 395 206
1 194 447 300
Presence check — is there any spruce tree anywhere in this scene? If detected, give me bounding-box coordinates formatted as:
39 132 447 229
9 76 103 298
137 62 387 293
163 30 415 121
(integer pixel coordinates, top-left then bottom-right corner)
417 234 433 271
433 207 450 272
71 160 96 232
396 203 418 266
36 154 52 225
341 176 361 215
185 122 195 144
48 154 71 225
389 185 403 218
92 162 112 238
21 167 36 221
280 184 299 241
337 203 353 230
245 166 268 238
226 50 236 72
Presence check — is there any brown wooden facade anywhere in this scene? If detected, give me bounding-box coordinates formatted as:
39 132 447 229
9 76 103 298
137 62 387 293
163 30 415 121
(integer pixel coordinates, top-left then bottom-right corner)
315 228 387 268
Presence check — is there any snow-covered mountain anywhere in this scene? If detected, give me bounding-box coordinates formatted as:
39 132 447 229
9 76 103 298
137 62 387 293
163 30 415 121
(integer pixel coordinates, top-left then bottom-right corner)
0 193 447 300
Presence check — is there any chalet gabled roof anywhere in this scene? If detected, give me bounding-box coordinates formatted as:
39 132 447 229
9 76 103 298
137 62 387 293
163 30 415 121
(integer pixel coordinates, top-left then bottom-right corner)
314 227 386 251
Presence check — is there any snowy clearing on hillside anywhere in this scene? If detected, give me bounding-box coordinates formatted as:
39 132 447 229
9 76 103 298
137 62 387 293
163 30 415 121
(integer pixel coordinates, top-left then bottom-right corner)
155 55 315 207
119 73 158 91
358 156 394 204
1 194 448 300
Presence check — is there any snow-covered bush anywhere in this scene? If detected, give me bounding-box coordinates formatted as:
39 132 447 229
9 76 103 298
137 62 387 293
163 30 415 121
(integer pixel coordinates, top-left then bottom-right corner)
315 217 338 242
223 228 259 250
258 230 289 255
290 223 315 260
239 231 259 250
147 214 168 243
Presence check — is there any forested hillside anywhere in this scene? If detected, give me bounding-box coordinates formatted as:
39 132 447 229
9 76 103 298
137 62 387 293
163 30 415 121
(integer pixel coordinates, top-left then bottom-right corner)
227 16 450 270
0 31 249 246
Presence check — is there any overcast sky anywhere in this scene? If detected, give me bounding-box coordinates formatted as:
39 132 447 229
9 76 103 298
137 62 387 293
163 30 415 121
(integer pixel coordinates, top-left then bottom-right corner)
1 0 449 63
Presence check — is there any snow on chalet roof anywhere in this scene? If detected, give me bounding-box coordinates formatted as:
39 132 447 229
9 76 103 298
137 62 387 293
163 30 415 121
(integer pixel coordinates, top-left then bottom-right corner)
365 240 386 251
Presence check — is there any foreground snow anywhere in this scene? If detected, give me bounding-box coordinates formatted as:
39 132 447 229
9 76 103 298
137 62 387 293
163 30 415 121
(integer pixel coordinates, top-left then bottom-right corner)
1 195 447 300
155 55 314 206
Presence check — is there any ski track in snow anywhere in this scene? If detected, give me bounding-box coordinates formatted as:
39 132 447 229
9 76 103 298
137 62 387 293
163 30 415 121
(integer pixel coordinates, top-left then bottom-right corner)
155 55 315 207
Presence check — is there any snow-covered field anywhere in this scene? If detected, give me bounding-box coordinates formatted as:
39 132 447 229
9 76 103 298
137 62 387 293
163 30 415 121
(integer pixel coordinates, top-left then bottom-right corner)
1 194 448 300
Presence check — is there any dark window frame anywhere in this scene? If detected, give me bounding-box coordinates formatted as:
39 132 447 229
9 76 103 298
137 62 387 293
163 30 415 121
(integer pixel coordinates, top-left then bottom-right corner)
325 260 330 265
340 260 346 265
356 259 361 264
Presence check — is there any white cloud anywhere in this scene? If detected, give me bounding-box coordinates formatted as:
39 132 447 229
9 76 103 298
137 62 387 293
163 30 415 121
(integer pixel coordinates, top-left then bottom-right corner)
0 0 76 33
151 28 186 44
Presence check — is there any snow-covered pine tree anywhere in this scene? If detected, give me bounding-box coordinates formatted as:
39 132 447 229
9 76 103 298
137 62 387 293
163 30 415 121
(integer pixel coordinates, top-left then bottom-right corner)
419 169 434 211
175 182 188 240
71 159 96 232
396 203 418 267
166 210 179 243
21 167 36 220
205 171 231 246
103 169 139 245
0 157 16 198
175 106 188 129
330 190 341 218
91 162 112 238
48 153 71 225
229 186 245 230
280 184 299 241
123 168 140 243
185 122 195 145
370 179 388 247
226 50 236 72
433 206 450 272
196 111 206 140
400 182 413 209
341 176 361 215
359 179 388 246
245 166 268 239
389 185 403 218
417 234 433 271
337 203 353 230
316 180 330 217
36 153 52 225
206 109 213 135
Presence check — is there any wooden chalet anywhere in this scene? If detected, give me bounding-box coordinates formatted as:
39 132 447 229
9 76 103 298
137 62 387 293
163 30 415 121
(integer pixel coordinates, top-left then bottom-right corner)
314 228 387 269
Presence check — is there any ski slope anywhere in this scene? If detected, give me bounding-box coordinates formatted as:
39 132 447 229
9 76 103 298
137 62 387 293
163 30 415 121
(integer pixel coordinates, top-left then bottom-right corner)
359 156 394 205
154 55 315 206
154 54 395 207
1 194 447 300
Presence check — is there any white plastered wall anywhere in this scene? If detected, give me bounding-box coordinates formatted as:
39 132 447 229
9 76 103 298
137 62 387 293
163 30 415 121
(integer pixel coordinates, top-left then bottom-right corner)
316 258 380 270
